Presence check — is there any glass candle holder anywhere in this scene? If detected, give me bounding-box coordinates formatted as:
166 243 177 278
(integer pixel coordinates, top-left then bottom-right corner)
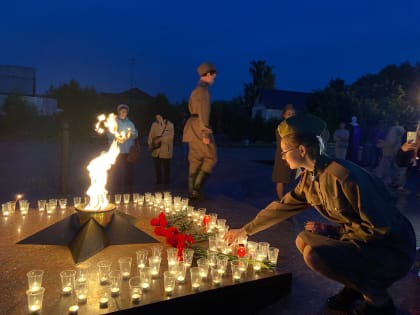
27 270 44 293
163 271 176 296
60 270 76 295
129 276 142 304
118 256 132 280
97 260 112 285
26 286 45 314
196 257 209 279
190 267 201 291
139 267 152 291
109 270 121 297
136 249 148 271
37 200 46 212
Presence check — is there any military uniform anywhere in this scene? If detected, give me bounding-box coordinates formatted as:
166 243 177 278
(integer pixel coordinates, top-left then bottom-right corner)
244 153 416 294
182 62 218 199
183 81 217 175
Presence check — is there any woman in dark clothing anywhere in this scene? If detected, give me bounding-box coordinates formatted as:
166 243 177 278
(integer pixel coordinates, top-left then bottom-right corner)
225 114 416 315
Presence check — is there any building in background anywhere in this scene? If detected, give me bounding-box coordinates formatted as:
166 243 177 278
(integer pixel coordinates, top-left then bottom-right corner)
0 64 58 116
252 88 311 120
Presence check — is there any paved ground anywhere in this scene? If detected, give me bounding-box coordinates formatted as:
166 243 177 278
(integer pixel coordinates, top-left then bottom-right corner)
1 141 419 314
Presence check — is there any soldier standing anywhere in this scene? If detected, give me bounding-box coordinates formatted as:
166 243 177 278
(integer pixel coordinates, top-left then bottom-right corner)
182 62 218 199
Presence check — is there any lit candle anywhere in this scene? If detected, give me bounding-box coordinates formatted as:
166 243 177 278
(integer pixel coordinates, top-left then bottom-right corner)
100 276 108 284
213 279 221 285
3 210 9 217
29 304 41 314
122 272 130 279
99 297 109 308
68 305 79 314
237 244 246 257
137 263 145 269
141 282 150 289
30 283 41 292
233 274 241 281
192 282 200 290
77 294 87 304
131 293 141 304
176 275 185 282
253 264 261 271
165 287 174 295
62 286 72 295
202 214 211 225
110 287 120 296
77 276 87 284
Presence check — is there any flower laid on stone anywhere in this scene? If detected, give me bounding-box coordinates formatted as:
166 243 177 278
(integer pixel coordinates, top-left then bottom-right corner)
150 211 276 271
150 212 194 259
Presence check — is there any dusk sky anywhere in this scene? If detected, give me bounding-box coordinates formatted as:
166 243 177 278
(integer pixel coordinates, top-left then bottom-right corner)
1 0 419 103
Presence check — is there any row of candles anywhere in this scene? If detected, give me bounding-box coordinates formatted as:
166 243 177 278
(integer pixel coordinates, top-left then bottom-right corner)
25 241 276 314
1 191 191 217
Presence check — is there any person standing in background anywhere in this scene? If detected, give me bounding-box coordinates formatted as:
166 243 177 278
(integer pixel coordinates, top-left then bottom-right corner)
182 62 218 200
333 121 350 159
346 116 361 162
272 104 297 200
107 104 138 194
147 113 174 186
375 122 406 190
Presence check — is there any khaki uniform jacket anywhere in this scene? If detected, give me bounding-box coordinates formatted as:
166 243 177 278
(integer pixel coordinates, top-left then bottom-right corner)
182 81 212 143
244 155 415 256
147 120 174 159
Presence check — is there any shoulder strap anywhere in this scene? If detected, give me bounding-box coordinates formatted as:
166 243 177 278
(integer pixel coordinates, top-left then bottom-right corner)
159 120 168 137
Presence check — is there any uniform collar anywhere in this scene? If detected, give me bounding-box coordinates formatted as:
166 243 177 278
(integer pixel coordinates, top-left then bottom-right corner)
198 80 210 88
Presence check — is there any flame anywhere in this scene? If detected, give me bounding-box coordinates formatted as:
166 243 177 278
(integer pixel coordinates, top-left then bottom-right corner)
85 113 127 210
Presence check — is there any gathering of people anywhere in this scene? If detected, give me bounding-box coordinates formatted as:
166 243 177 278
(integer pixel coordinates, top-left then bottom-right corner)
104 61 418 315
107 62 218 200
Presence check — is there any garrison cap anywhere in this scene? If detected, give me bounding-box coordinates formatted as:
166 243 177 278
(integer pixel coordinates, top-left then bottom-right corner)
197 62 217 76
279 113 327 138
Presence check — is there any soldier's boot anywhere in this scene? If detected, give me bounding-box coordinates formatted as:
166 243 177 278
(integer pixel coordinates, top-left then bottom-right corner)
188 173 197 199
190 169 209 200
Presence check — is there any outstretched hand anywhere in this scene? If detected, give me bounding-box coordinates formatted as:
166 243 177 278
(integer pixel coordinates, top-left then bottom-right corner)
223 228 247 245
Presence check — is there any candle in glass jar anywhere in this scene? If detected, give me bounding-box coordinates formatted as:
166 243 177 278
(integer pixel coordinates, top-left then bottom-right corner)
165 287 174 295
122 272 130 279
99 297 109 308
77 294 87 304
77 276 87 284
111 287 120 296
62 286 72 295
176 275 185 282
68 305 79 314
141 283 150 289
30 283 41 292
192 282 200 290
237 244 246 257
29 304 41 314
100 277 108 284
131 293 141 304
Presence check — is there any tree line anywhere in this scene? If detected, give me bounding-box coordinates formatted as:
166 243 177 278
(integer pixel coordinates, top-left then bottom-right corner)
1 60 419 145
